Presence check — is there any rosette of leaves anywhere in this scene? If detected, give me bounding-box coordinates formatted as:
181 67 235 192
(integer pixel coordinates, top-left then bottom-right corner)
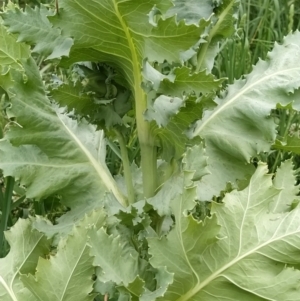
1 1 300 300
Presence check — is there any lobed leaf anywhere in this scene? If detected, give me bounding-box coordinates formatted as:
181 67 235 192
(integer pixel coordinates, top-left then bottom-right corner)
273 133 300 154
89 228 140 286
149 163 300 300
165 0 213 25
2 5 73 59
0 57 126 207
0 219 50 301
192 31 300 200
0 22 30 72
21 212 103 301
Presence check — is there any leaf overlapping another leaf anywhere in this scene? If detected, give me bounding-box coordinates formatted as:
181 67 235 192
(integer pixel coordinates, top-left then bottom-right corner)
2 4 73 59
21 211 105 301
149 163 300 301
0 219 50 301
0 57 127 228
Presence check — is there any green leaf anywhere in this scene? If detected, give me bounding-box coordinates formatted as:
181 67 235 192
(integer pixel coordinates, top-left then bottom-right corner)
32 208 106 245
0 218 50 301
145 95 184 127
53 0 208 76
89 228 140 286
0 58 127 207
140 267 173 301
21 214 98 301
142 62 222 97
191 31 300 200
196 0 239 71
2 5 73 59
182 144 209 181
148 144 209 216
149 163 300 300
149 96 204 160
118 267 173 301
273 133 300 154
50 83 97 116
1 0 217 199
271 160 300 213
148 175 184 216
0 22 30 72
158 66 223 96
165 0 214 25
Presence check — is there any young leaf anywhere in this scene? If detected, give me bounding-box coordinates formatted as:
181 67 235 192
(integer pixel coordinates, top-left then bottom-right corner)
148 144 209 216
149 163 300 300
21 212 101 301
271 160 300 213
88 228 140 286
0 219 50 301
150 97 205 160
273 133 300 154
50 83 97 117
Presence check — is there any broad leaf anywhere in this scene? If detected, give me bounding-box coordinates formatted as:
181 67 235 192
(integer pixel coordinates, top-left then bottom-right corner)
21 212 102 301
53 0 208 76
191 31 300 200
149 163 300 300
50 83 97 117
0 58 126 207
0 219 50 301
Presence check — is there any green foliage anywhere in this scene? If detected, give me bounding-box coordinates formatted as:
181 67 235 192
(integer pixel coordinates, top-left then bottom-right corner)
1 1 300 300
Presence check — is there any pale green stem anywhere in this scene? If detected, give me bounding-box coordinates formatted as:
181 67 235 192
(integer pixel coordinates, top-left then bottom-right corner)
113 1 157 198
114 129 135 204
135 88 157 198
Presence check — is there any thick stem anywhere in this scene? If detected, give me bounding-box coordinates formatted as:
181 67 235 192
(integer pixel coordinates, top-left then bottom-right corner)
135 88 157 198
114 129 135 204
113 2 157 198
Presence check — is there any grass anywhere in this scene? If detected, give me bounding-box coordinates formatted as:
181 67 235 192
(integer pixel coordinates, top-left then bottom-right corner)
215 0 300 83
214 0 300 175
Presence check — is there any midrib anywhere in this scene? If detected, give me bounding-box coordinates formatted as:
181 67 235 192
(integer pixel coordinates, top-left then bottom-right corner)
194 67 300 136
